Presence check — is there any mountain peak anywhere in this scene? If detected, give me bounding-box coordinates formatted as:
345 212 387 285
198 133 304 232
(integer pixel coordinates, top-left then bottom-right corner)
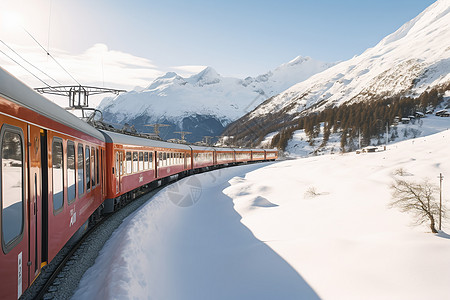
188 66 221 86
145 71 185 91
286 55 311 66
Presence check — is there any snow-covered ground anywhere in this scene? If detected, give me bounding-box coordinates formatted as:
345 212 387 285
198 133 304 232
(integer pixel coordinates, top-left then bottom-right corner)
286 114 450 157
72 129 450 300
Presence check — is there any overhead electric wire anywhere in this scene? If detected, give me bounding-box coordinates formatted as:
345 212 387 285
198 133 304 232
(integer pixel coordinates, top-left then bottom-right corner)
0 40 62 85
23 27 81 86
0 47 51 88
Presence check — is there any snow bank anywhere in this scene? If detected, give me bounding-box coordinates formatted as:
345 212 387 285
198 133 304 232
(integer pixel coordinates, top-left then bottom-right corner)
73 129 450 300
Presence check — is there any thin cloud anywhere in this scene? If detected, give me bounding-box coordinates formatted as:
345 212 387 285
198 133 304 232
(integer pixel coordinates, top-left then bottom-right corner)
0 42 163 90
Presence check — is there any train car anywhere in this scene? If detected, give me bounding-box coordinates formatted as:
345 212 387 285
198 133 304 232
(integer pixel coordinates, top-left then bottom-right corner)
101 130 191 213
233 148 252 164
213 147 235 166
190 145 215 171
0 67 106 299
251 149 266 162
265 149 278 161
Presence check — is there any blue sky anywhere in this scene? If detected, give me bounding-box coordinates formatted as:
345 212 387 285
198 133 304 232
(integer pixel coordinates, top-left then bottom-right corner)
0 0 437 88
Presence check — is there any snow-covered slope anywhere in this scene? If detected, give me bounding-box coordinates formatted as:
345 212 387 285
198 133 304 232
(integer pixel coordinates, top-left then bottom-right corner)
72 129 450 300
97 57 333 142
249 0 450 119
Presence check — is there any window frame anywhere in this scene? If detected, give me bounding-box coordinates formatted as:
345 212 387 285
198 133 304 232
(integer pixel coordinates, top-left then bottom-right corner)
126 151 132 174
85 146 91 192
78 143 85 196
52 137 65 215
67 140 76 205
139 152 144 171
0 124 25 254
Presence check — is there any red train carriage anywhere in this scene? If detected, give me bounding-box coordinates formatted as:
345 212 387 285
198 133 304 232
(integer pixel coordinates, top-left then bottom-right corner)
213 147 235 165
251 149 266 162
101 130 191 213
190 145 215 171
265 149 278 161
0 67 105 299
233 148 252 164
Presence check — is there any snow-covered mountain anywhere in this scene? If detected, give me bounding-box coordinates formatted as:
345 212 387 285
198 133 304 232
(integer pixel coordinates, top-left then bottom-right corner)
247 0 450 120
98 57 333 142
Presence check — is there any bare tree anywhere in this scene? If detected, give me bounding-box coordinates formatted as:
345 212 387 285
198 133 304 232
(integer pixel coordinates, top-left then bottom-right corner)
390 178 445 233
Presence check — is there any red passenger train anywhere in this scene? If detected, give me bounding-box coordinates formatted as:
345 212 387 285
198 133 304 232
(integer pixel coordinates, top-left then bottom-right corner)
0 67 278 299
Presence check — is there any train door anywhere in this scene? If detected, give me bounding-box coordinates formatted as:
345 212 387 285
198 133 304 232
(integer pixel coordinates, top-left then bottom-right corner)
40 130 48 267
0 122 29 299
27 125 43 285
115 151 124 194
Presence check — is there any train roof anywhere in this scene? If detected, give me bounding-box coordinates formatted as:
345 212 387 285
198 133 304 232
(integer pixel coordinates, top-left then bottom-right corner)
233 148 252 152
100 130 191 150
213 147 236 152
189 145 215 151
0 67 105 142
250 148 266 152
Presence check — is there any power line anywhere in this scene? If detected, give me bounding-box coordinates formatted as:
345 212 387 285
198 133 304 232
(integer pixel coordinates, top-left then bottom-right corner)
23 27 81 86
0 47 51 87
0 40 61 85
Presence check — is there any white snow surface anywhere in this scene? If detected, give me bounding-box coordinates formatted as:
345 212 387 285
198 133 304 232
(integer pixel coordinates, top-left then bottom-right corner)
73 128 450 300
97 57 333 125
250 0 450 119
285 114 450 157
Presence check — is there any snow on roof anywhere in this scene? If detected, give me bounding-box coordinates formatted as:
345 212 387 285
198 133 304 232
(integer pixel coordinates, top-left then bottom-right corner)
0 67 104 142
100 130 191 150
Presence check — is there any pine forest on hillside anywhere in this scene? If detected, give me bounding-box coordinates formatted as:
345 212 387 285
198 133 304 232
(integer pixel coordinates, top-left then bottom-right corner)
222 83 450 152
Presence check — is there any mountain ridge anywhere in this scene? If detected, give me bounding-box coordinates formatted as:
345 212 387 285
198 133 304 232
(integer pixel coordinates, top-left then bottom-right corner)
97 55 334 142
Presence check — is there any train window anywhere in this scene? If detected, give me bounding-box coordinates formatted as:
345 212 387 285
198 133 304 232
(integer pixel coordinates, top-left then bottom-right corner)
144 152 148 170
120 152 124 175
78 144 84 195
149 152 153 169
86 146 91 191
139 152 143 171
126 152 132 174
52 138 64 213
115 152 119 178
133 152 138 172
91 147 95 188
67 141 76 204
1 128 24 249
96 148 100 185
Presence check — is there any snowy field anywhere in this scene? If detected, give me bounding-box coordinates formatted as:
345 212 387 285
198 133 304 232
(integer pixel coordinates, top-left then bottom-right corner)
73 129 450 300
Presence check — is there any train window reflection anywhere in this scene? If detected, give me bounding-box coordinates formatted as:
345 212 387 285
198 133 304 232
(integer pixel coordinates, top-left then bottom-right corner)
78 144 84 195
139 152 143 171
91 147 95 188
1 130 24 246
86 146 91 191
149 152 153 169
52 139 64 212
133 152 138 172
96 149 100 185
67 141 76 204
126 151 132 174
144 152 148 170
